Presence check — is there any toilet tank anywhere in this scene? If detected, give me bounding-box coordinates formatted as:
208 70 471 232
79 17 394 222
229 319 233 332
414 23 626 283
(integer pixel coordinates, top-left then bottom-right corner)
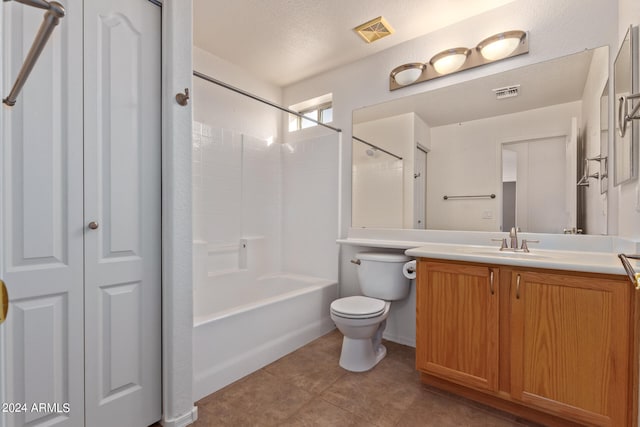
356 252 412 300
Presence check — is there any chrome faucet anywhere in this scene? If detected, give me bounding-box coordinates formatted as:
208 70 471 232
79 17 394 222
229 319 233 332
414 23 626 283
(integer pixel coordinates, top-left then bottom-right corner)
509 227 518 249
492 227 540 252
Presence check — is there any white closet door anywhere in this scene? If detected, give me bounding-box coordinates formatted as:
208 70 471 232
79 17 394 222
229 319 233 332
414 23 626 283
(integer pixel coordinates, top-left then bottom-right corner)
1 1 85 426
83 1 161 425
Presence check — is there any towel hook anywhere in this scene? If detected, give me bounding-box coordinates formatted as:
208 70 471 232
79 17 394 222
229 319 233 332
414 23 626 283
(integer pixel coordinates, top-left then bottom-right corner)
175 88 190 106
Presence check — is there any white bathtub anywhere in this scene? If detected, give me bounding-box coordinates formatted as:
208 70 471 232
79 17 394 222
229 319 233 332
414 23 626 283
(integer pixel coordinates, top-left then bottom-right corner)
193 271 338 401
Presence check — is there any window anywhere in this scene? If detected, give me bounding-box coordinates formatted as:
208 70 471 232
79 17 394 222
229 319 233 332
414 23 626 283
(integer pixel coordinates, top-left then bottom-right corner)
288 94 333 132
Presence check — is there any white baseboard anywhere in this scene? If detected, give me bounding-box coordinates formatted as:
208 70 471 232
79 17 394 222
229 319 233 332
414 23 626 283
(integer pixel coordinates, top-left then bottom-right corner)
162 406 198 427
382 332 416 348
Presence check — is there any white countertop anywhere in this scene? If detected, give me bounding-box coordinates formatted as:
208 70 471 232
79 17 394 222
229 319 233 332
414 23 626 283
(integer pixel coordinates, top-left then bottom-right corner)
336 238 430 250
404 242 636 276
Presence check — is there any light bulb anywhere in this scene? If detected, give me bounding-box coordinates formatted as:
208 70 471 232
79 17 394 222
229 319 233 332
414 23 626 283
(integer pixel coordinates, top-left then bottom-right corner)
391 63 425 86
430 48 470 75
478 31 526 61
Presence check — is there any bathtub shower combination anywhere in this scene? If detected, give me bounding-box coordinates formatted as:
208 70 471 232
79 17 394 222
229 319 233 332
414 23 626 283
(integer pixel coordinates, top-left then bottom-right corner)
193 269 336 400
191 114 340 400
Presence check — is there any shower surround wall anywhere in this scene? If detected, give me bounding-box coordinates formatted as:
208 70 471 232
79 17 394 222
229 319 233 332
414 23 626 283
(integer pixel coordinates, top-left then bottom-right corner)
192 124 282 278
192 123 340 283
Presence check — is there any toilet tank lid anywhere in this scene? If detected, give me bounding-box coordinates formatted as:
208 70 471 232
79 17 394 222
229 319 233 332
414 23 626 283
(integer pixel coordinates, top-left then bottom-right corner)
356 252 411 262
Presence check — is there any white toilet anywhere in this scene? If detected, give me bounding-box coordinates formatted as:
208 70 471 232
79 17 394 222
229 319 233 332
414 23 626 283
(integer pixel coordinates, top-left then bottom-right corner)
330 252 412 372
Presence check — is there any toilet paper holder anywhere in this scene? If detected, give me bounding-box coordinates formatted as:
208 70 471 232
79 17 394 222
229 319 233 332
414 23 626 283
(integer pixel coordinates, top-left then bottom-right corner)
402 260 417 280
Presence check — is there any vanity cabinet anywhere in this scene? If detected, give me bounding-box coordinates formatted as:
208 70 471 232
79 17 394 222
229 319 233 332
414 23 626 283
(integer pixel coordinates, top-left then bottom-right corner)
416 259 636 427
416 261 499 392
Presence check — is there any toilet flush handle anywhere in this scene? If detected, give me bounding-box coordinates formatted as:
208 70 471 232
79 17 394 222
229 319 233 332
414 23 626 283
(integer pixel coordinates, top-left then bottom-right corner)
350 259 361 265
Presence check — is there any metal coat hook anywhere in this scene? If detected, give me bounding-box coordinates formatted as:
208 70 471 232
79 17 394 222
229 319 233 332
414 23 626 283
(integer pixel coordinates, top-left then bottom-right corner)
2 0 65 107
175 88 189 106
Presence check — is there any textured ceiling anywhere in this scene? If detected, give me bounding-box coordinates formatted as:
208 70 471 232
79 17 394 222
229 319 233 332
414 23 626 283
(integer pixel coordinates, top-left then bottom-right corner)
193 0 516 87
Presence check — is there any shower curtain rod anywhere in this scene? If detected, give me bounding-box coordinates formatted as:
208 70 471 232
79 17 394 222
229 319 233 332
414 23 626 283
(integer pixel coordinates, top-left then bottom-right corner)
2 0 65 106
193 70 342 134
352 136 403 160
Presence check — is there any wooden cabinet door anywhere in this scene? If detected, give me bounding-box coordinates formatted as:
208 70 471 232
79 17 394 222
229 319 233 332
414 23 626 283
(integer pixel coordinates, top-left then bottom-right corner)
510 271 630 427
416 260 499 392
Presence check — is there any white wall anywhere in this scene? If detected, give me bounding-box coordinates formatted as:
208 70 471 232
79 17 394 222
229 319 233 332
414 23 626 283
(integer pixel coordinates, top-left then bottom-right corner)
282 0 619 345
352 142 404 228
282 127 341 281
353 113 417 227
193 46 281 140
427 102 580 232
581 47 610 235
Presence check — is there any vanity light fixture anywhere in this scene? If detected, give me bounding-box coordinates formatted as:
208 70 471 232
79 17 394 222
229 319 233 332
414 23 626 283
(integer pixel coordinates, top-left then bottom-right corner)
390 30 529 91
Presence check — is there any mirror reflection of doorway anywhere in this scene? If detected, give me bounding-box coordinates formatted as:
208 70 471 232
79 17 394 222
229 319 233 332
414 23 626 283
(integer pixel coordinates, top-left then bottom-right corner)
414 146 428 229
502 149 517 232
502 136 569 233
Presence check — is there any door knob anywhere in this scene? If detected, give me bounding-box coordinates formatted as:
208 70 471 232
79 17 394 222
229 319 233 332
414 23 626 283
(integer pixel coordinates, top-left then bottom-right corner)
88 221 99 230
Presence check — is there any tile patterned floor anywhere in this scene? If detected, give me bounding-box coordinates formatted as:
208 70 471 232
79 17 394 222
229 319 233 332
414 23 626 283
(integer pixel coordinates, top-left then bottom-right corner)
193 330 543 427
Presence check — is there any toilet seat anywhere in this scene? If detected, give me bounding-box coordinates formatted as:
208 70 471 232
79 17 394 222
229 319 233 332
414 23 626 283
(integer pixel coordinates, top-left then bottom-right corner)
330 296 386 319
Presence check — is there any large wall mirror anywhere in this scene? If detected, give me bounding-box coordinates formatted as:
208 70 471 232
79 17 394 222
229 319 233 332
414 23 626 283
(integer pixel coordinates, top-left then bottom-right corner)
352 46 610 234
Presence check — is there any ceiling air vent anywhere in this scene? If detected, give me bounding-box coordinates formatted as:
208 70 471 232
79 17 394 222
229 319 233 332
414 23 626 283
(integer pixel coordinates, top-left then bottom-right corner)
493 85 520 99
354 16 394 44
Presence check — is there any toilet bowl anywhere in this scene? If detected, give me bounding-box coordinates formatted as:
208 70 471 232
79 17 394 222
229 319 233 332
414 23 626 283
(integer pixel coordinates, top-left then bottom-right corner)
330 252 411 372
330 296 391 371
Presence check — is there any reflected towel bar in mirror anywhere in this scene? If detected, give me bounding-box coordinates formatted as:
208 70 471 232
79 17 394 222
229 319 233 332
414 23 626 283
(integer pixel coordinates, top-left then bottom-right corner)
443 194 496 200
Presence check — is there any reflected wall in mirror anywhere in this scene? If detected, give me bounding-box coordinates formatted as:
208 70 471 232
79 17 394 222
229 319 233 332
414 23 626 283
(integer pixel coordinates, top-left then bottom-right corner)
614 25 638 186
352 46 609 234
600 80 609 194
352 137 404 228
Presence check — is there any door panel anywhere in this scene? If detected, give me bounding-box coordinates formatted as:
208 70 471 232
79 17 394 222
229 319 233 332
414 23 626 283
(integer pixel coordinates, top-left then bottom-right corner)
1 1 84 426
83 1 161 426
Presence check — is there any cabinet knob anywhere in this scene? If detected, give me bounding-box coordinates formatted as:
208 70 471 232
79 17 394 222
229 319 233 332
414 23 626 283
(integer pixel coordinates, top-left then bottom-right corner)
88 221 99 230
